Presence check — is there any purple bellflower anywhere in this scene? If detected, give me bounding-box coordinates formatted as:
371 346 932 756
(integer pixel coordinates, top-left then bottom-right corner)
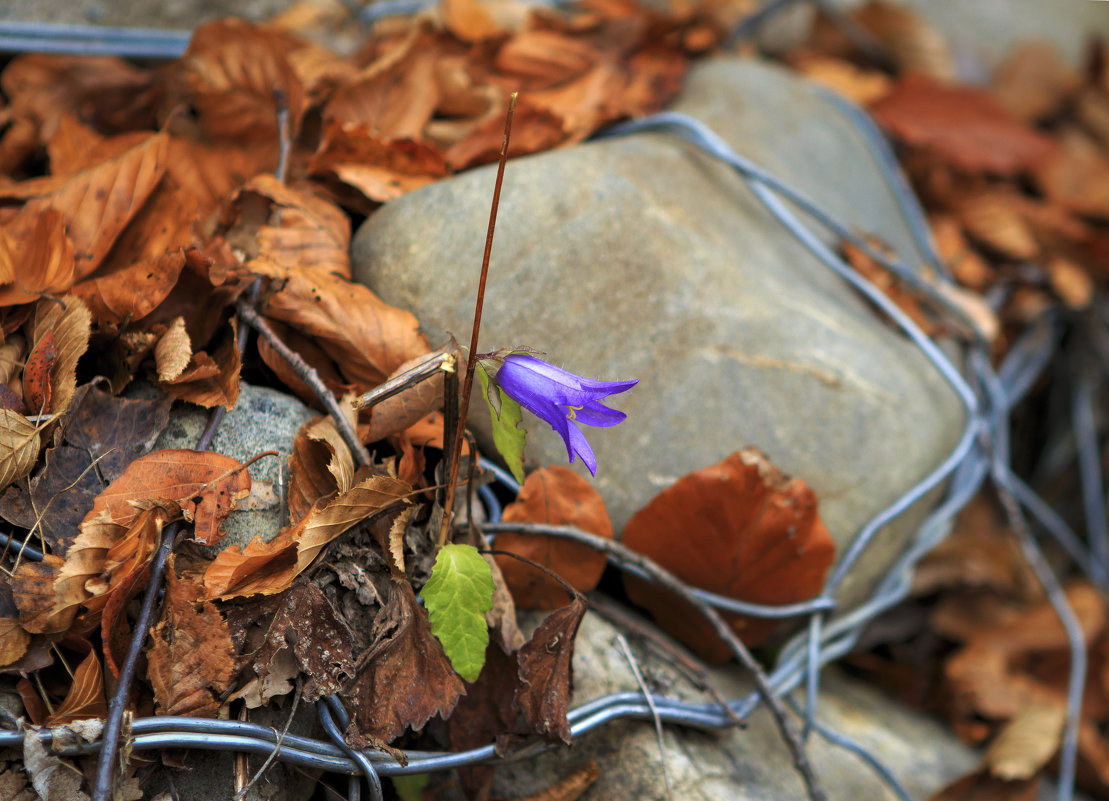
494 354 638 476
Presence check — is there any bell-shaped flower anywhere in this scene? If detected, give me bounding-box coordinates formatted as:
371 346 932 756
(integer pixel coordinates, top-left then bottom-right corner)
493 354 637 475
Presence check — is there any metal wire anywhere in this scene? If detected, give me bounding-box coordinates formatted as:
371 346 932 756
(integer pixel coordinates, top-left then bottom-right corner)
0 6 1098 801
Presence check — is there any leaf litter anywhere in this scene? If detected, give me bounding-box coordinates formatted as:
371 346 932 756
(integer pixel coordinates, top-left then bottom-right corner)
0 0 1103 799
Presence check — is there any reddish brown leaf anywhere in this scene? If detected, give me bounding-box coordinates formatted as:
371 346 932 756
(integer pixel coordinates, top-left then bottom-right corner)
160 318 242 410
623 449 836 661
22 331 56 414
27 295 91 418
496 467 613 610
514 596 587 745
869 75 1057 175
342 580 465 746
146 559 235 717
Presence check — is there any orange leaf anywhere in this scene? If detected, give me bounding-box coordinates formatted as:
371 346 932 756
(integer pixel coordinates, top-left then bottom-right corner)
22 331 56 414
146 559 235 717
443 0 504 42
496 467 613 610
47 647 107 725
177 19 305 162
204 472 411 598
258 266 429 390
869 75 1057 175
622 449 835 661
159 318 242 410
360 349 445 443
0 208 76 306
288 415 355 523
20 131 170 280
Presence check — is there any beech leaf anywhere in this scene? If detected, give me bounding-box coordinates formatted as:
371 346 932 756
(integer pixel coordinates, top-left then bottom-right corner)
478 362 526 483
0 410 41 492
420 543 495 682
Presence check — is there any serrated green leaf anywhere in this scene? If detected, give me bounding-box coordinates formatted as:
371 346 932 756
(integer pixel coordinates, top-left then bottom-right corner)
420 543 495 682
477 362 526 483
392 773 429 801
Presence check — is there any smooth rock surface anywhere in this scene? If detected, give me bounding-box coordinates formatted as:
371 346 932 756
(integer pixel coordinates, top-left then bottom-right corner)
489 612 970 801
353 56 964 610
154 381 316 550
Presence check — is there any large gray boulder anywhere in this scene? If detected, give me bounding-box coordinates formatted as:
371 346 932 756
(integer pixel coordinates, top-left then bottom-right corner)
352 56 964 610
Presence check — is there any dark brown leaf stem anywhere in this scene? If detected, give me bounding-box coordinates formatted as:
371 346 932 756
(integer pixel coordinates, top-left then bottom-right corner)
439 92 518 548
481 521 827 801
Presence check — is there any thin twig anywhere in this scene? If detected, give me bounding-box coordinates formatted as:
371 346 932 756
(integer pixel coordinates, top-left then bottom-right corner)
236 299 370 467
233 680 303 801
482 521 826 801
616 633 673 800
91 519 178 801
589 593 742 724
356 342 457 410
439 91 518 548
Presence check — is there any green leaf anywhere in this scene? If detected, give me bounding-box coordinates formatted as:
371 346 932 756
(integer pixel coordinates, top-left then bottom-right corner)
420 543 495 682
392 773 429 801
477 362 526 483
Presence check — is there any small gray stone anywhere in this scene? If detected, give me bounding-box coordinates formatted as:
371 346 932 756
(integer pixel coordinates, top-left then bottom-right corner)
154 382 316 551
352 56 964 612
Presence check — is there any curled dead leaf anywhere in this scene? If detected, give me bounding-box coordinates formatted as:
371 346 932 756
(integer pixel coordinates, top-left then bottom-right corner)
0 409 41 492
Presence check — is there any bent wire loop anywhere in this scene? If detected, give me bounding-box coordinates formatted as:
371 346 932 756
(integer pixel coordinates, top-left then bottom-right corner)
0 23 1092 801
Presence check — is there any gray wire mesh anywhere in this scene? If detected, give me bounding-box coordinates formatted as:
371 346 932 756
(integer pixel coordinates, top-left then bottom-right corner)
0 6 1099 801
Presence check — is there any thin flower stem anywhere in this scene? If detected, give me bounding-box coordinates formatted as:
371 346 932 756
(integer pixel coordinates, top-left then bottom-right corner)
481 521 827 801
439 92 518 548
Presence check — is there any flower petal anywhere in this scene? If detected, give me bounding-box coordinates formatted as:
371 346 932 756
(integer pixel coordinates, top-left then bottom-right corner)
574 400 627 428
497 357 596 407
567 422 597 476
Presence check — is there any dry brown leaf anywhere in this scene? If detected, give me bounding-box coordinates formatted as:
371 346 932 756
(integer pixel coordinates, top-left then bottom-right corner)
160 318 242 410
869 75 1057 175
20 131 169 281
930 215 994 290
792 55 892 105
0 335 24 387
27 295 91 417
495 31 598 91
154 317 192 382
204 472 412 598
287 415 354 524
0 410 41 492
853 1 955 80
1045 256 1092 310
514 596 587 745
0 210 76 307
0 53 157 139
1031 131 1109 222
955 189 1040 261
224 174 351 277
992 42 1079 122
623 449 835 661
443 0 505 42
496 467 613 610
360 349 446 443
177 19 305 161
342 580 465 746
258 266 429 390
985 702 1065 781
0 616 29 667
324 25 442 140
47 647 107 725
382 505 415 576
309 121 448 204
21 331 55 415
146 558 235 717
